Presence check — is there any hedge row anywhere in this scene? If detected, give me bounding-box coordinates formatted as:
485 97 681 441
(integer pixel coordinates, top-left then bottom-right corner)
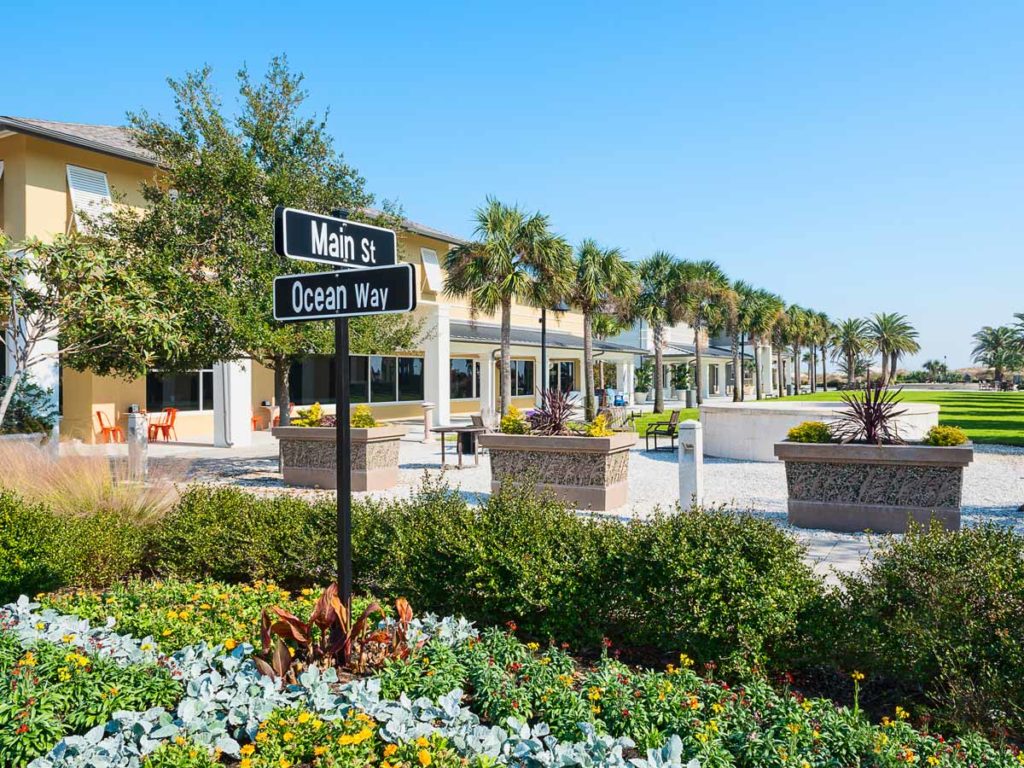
2 481 1023 737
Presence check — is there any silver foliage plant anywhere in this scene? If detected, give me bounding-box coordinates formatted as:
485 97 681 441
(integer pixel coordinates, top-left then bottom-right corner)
3 598 698 768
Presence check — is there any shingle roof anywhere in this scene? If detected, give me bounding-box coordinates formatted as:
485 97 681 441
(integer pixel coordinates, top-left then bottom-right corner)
362 206 467 246
0 116 157 165
450 320 647 355
664 341 741 361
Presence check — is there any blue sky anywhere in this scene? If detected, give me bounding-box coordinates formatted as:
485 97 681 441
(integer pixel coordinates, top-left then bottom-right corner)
5 1 1022 367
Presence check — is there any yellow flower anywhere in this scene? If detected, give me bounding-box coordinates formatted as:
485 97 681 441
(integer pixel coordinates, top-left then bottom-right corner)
282 731 295 742
166 610 179 620
787 723 801 735
279 759 292 768
301 588 313 596
679 653 694 668
162 629 172 637
711 703 724 714
224 639 237 651
591 705 601 715
105 596 116 604
35 622 46 630
418 749 432 766
240 760 252 768
384 744 398 757
927 757 940 766
314 746 327 756
61 634 76 644
297 711 311 724
256 732 269 743
140 643 153 652
21 651 37 667
175 736 187 746
895 705 910 720
588 686 602 701
665 663 677 675
801 699 813 712
527 642 540 651
240 745 255 757
200 603 212 610
415 737 429 748
851 670 865 682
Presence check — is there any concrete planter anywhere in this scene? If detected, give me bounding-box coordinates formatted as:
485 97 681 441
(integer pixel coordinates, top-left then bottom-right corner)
774 440 974 533
272 425 406 491
478 431 638 511
634 391 649 405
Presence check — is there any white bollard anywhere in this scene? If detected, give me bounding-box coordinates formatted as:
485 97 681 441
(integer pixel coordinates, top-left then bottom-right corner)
126 410 149 482
421 402 436 443
677 419 703 509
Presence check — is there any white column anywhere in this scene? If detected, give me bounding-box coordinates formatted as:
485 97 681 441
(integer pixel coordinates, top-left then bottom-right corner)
678 420 704 507
479 352 495 416
616 359 634 400
423 304 451 427
700 362 710 400
717 363 727 396
759 345 772 396
213 360 252 448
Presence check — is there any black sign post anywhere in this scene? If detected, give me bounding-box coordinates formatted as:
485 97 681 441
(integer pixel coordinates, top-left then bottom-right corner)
273 209 413 651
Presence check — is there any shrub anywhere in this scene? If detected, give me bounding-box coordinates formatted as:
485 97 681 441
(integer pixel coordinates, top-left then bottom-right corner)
585 413 614 437
350 403 378 428
825 523 1024 736
54 511 152 589
923 424 968 446
0 491 61 603
528 388 575 435
498 405 528 434
786 420 833 443
290 401 324 426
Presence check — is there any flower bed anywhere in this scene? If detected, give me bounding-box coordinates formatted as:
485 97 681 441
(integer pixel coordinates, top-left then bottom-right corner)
3 589 1021 768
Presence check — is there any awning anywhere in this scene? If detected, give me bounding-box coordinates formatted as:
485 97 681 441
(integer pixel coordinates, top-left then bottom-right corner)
662 342 748 362
449 320 647 355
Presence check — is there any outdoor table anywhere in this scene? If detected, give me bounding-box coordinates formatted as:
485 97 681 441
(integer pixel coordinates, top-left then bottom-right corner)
430 425 487 469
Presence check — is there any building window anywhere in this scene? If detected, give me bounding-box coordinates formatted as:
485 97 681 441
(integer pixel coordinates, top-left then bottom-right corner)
289 354 424 405
147 369 213 412
450 358 480 399
511 359 535 397
548 360 575 393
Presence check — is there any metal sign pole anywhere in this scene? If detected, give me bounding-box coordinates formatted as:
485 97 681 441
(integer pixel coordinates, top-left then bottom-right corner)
335 317 353 631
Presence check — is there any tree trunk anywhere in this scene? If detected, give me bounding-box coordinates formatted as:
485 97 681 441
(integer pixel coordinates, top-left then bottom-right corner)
653 323 665 414
274 358 291 426
777 347 784 397
821 348 828 391
0 368 24 433
740 332 747 400
583 311 595 421
889 351 898 384
810 344 818 393
792 344 800 392
847 352 855 387
694 327 704 406
732 332 741 402
879 351 888 384
754 339 763 400
599 361 606 391
500 295 512 415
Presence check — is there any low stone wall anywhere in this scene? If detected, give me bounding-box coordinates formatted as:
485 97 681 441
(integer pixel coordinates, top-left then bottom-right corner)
701 400 940 462
774 441 973 533
272 425 406 491
478 432 637 511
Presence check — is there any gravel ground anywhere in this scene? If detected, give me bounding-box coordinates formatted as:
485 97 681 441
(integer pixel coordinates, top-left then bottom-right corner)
173 429 1024 581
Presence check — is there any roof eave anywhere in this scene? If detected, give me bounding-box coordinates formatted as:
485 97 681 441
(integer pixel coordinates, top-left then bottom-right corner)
0 117 158 167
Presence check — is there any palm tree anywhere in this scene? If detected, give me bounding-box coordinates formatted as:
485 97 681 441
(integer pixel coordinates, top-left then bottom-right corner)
443 197 571 415
676 260 732 405
786 305 810 393
868 312 919 384
922 359 947 382
772 304 790 397
748 290 785 400
815 312 835 391
632 252 685 414
729 281 755 401
567 240 637 420
1013 313 1024 353
831 318 870 387
971 325 1022 383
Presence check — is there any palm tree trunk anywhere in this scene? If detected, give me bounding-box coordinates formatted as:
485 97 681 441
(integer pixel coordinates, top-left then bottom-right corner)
792 344 800 392
821 348 827 391
583 311 596 421
776 347 784 397
754 339 763 400
694 327 706 405
889 351 898 384
500 295 512 415
846 352 854 387
740 332 747 401
732 332 741 402
653 323 665 414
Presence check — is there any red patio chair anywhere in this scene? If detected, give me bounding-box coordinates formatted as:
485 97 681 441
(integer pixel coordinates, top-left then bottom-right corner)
154 407 178 441
96 411 124 443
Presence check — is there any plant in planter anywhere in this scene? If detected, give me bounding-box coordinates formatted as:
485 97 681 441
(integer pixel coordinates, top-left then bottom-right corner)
480 388 638 510
671 364 691 400
273 403 406 491
774 380 973 533
634 362 653 404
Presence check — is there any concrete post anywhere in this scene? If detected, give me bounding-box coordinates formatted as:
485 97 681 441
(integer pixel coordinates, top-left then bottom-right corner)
700 362 710 400
421 402 435 442
423 305 451 427
479 353 495 415
758 345 772 397
717 363 728 396
677 420 704 508
213 360 253 448
126 411 148 480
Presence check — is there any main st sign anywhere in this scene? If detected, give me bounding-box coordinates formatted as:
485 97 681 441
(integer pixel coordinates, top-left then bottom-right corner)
274 206 398 268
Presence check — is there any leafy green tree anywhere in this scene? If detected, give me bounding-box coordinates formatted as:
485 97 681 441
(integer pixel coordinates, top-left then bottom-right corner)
631 252 685 414
102 57 413 425
971 325 1022 383
868 312 920 384
832 318 871 387
443 198 571 415
921 358 948 382
728 281 756 402
748 289 785 400
567 240 637 420
0 233 184 429
676 260 732 405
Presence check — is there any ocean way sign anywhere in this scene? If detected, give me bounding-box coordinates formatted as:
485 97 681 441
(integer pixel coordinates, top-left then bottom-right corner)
273 263 416 322
274 206 397 268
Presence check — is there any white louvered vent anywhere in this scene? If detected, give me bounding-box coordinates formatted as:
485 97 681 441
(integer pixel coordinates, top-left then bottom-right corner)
420 248 443 292
66 165 112 233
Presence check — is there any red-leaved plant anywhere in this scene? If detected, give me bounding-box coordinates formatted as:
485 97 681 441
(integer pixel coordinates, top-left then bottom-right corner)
255 583 414 680
833 378 907 445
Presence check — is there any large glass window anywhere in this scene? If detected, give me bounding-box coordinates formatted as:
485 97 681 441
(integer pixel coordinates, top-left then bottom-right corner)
289 355 423 405
397 357 424 401
450 358 480 399
511 359 535 397
548 361 575 393
147 369 213 412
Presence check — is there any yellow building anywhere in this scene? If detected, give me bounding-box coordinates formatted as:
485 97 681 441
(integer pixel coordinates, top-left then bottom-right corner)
1 115 656 445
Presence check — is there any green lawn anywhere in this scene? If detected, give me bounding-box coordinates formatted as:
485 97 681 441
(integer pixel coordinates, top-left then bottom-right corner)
777 389 1024 446
628 408 699 437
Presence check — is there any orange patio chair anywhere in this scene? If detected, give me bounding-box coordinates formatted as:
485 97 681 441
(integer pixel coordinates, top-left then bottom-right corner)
96 411 124 443
152 407 178 441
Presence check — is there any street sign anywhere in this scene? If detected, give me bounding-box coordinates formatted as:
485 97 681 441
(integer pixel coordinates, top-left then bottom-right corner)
274 205 398 268
273 263 416 322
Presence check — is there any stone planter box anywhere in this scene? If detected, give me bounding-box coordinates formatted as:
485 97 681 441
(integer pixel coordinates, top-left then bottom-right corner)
634 392 649 405
272 425 406 491
774 440 974 533
477 432 637 511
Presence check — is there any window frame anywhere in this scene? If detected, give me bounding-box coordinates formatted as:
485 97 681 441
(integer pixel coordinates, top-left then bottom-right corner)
450 357 481 401
146 368 214 413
